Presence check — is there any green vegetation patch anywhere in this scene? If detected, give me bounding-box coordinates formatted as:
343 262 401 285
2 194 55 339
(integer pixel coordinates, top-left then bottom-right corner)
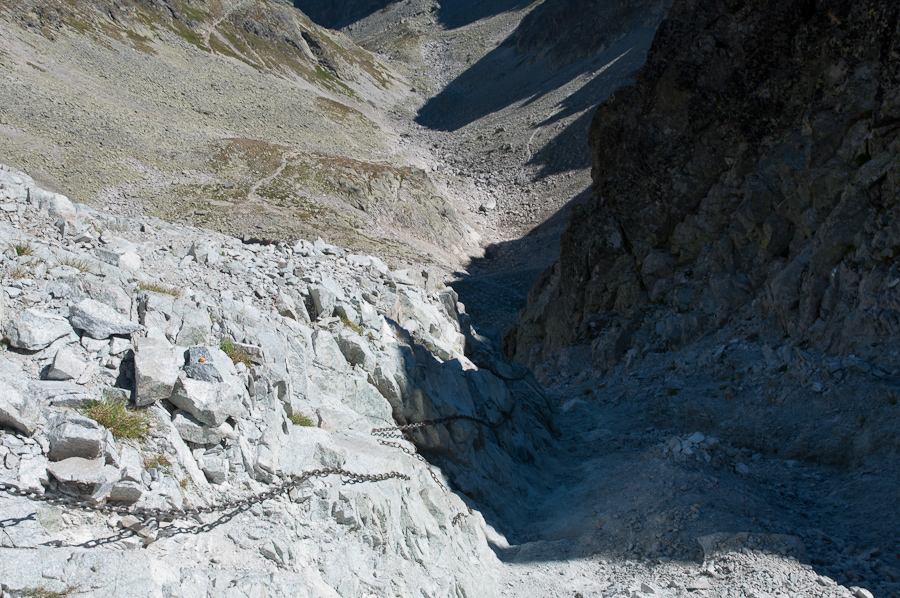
220 338 253 368
80 396 153 440
138 281 180 296
289 413 316 426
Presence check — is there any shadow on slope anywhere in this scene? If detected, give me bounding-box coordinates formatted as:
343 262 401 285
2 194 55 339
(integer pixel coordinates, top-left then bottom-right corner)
293 0 533 30
415 28 655 140
449 187 591 338
525 36 655 178
436 0 535 29
292 0 396 29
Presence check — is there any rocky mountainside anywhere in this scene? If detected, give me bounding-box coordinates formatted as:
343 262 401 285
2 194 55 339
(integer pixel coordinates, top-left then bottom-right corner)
511 0 900 379
0 163 556 596
4 0 900 596
0 0 478 265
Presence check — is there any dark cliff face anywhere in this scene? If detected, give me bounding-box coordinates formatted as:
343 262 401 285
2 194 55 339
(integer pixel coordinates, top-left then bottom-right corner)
509 0 900 369
515 0 674 70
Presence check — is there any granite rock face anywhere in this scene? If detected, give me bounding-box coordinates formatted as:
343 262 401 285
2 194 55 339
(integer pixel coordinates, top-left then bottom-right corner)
510 0 900 372
0 164 554 597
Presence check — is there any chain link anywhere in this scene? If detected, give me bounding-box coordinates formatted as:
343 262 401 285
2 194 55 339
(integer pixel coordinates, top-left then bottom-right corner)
0 413 507 535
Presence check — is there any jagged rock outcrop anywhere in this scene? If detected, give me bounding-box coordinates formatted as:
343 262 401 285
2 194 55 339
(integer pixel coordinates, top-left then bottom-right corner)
0 164 552 597
515 0 674 70
510 0 900 372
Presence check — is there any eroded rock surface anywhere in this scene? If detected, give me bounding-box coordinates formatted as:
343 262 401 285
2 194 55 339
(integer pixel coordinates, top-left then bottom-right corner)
0 165 550 597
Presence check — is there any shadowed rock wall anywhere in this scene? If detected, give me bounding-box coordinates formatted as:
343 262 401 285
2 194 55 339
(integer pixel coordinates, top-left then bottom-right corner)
509 0 900 370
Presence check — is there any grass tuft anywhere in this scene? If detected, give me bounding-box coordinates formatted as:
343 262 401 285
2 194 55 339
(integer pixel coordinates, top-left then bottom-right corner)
80 396 152 439
339 314 363 335
57 255 94 273
24 586 78 598
7 265 29 279
220 338 252 368
144 453 172 471
12 241 34 256
289 413 316 427
137 281 180 296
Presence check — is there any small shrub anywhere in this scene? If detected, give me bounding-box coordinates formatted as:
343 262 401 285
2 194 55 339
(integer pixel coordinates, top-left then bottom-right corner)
339 314 362 335
137 281 180 296
80 396 152 439
220 338 252 368
12 241 34 256
57 256 94 273
289 413 316 427
23 588 72 598
144 454 172 471
7 265 29 279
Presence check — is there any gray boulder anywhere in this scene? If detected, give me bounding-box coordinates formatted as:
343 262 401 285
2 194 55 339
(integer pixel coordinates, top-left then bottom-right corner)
45 348 86 381
68 299 141 339
5 309 74 350
335 330 377 373
197 454 228 484
0 376 39 435
172 409 233 445
107 480 142 503
133 336 179 407
46 456 117 497
169 373 245 426
17 455 49 493
309 276 345 319
47 411 104 461
183 346 223 382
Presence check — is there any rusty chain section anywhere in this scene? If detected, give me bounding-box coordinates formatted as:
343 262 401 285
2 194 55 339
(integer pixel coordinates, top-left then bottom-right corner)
0 413 509 535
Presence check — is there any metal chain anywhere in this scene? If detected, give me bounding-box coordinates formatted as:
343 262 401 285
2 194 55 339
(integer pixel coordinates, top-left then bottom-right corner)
0 414 509 532
0 468 408 523
377 439 447 490
371 413 508 437
372 413 510 525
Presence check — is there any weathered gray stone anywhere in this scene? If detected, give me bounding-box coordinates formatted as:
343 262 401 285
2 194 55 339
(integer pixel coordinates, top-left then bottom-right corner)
5 309 74 350
134 336 179 407
169 374 245 426
46 456 108 489
311 330 348 371
118 445 143 483
46 348 86 381
187 241 218 265
336 330 377 373
17 455 49 493
47 411 104 461
68 299 141 339
108 336 132 356
118 251 141 270
183 346 223 382
309 276 344 320
197 454 228 484
172 409 233 445
173 302 212 346
108 480 142 503
275 292 302 321
0 376 39 435
309 285 335 319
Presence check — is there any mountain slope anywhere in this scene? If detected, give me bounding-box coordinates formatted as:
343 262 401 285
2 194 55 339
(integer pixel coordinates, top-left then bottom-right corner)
0 0 477 263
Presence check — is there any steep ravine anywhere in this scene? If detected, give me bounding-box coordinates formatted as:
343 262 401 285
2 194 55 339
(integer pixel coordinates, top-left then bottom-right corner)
1 0 898 597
